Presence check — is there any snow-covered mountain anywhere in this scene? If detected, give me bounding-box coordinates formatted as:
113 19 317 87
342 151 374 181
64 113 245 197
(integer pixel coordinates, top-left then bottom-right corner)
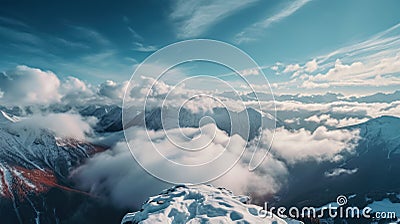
0 110 99 178
124 106 285 141
117 114 400 223
1 103 400 224
274 116 400 223
121 184 303 224
0 104 285 142
0 110 104 223
345 115 400 155
79 105 123 133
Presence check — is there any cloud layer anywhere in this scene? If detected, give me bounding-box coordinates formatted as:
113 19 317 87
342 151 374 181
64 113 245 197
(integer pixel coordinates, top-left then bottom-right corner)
269 127 360 164
270 22 400 92
16 113 94 139
73 124 288 208
73 118 360 208
0 65 156 107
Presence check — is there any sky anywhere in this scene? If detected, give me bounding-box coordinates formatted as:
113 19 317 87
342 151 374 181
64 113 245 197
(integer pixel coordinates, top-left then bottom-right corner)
1 0 400 95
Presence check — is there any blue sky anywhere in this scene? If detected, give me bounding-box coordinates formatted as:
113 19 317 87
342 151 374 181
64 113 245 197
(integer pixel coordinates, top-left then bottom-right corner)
1 0 400 95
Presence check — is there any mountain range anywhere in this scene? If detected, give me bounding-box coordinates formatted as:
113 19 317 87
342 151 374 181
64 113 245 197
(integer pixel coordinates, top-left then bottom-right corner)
0 105 399 223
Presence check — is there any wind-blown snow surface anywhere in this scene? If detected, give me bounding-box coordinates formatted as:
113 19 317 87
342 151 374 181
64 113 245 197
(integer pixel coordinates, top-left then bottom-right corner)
121 185 302 224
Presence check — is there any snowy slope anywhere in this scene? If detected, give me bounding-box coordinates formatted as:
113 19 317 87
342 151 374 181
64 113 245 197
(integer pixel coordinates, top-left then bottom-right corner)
121 185 303 224
79 105 123 132
0 110 99 199
0 110 109 223
346 115 400 155
0 110 20 124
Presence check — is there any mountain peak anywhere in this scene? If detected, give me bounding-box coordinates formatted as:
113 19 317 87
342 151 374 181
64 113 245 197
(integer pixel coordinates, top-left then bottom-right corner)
0 110 19 124
121 184 302 224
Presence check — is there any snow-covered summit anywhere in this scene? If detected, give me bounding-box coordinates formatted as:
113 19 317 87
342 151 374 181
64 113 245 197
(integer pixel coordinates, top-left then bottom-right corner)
0 110 20 124
121 184 303 224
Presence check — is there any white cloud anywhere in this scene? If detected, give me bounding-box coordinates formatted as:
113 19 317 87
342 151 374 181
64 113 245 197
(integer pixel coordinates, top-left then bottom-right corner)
270 62 284 75
304 114 368 127
283 64 301 73
381 102 400 117
98 80 129 99
0 65 141 106
324 168 358 177
72 140 171 208
270 59 317 78
248 94 400 123
284 117 300 125
170 0 258 38
302 56 400 88
255 0 311 29
271 65 279 71
61 76 90 93
305 114 330 123
16 113 93 139
270 23 400 93
126 76 175 104
73 124 288 208
335 117 369 127
60 77 95 104
316 23 400 65
240 68 259 76
0 65 61 105
235 0 312 43
0 65 137 107
268 126 360 164
69 26 110 46
133 42 158 52
127 26 143 40
305 59 318 72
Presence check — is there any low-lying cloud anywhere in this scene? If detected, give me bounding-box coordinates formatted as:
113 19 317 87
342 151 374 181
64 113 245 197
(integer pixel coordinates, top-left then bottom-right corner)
268 126 360 164
305 114 369 127
324 168 358 177
73 121 361 208
73 124 289 208
17 113 94 139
